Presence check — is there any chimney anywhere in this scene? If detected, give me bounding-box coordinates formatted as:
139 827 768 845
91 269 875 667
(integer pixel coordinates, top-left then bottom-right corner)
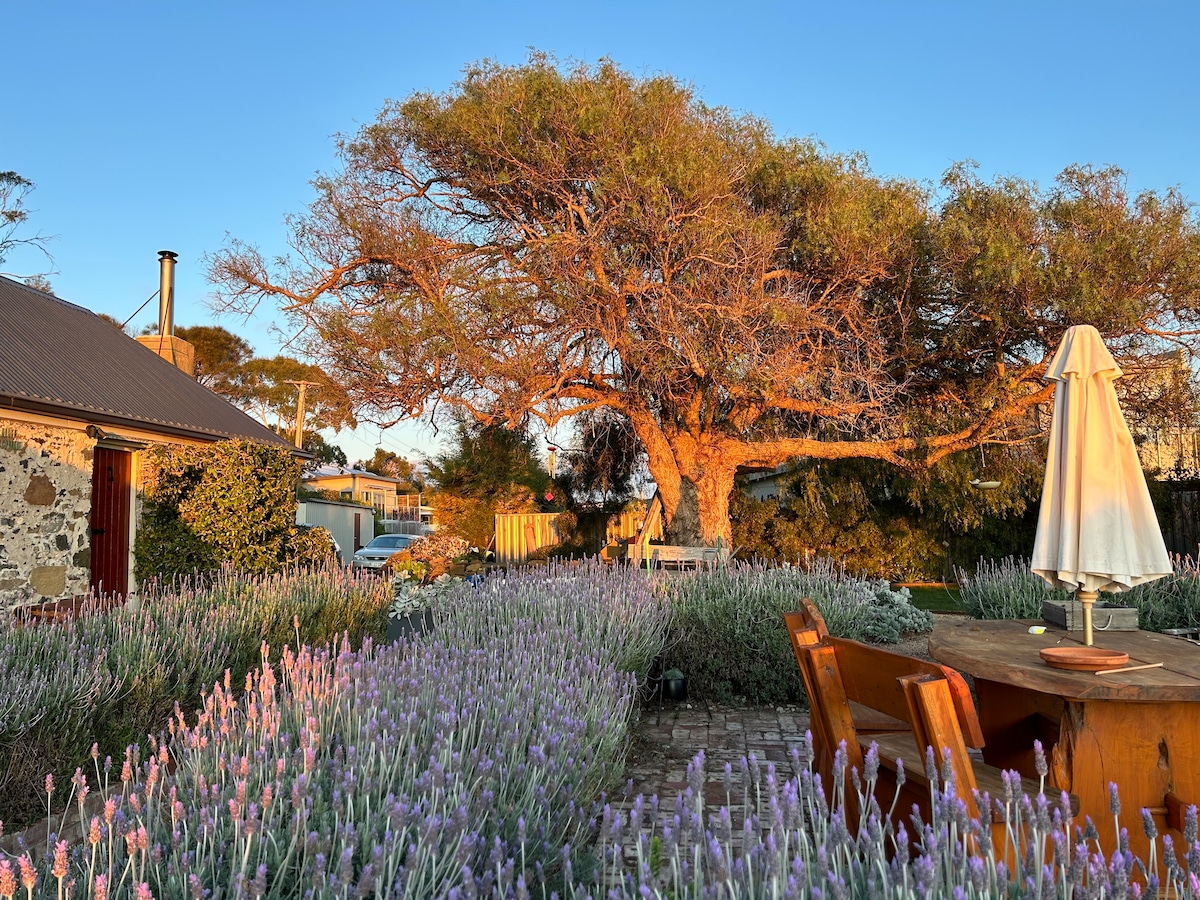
135 250 196 376
158 250 177 336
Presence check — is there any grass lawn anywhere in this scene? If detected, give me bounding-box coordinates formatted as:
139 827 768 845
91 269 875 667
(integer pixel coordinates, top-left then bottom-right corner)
904 584 963 612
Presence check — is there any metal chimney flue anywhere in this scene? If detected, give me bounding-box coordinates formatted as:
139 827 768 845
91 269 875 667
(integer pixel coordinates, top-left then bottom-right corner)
137 250 195 376
158 250 178 336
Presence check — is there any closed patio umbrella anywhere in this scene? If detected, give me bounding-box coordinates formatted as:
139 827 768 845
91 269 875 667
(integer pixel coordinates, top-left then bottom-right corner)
1031 324 1172 645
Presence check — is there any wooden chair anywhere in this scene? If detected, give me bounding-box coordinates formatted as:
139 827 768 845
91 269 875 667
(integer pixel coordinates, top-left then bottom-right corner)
786 599 1068 838
785 602 975 762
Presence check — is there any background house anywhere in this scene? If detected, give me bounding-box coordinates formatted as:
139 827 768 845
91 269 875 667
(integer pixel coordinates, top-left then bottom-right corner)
303 464 405 515
742 465 793 502
0 272 295 607
301 464 432 538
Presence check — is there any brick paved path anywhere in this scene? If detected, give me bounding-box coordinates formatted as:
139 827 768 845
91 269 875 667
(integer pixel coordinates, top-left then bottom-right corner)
618 699 813 811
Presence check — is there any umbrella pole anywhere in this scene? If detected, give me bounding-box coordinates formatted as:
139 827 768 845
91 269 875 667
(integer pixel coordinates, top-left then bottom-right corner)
1078 589 1098 646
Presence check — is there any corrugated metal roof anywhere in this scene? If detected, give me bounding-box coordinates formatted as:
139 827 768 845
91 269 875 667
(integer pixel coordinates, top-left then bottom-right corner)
0 275 295 447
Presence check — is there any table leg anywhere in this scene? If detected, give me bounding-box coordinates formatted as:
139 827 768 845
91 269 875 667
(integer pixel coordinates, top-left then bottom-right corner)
976 683 1200 863
975 679 1065 778
1053 699 1199 864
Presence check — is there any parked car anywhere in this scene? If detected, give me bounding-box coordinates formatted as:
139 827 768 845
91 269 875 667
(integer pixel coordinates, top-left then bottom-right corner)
352 533 418 571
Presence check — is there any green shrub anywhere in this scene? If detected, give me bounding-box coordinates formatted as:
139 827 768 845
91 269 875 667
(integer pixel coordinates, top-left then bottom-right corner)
662 559 934 705
290 523 339 565
960 555 1200 633
1120 556 1200 632
135 439 328 582
730 450 1043 582
957 556 1067 619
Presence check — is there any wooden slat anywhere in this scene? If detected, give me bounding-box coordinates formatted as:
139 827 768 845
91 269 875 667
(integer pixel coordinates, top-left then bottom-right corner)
806 643 864 819
866 733 1075 820
849 702 911 734
830 636 985 748
789 607 911 735
493 512 561 565
1165 791 1189 832
903 674 981 818
797 598 830 640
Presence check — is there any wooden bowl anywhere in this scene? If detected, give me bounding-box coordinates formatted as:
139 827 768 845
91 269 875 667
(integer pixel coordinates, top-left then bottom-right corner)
1039 646 1130 671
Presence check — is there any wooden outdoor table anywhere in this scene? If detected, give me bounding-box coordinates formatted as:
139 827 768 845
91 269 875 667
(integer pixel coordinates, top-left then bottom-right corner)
930 618 1200 861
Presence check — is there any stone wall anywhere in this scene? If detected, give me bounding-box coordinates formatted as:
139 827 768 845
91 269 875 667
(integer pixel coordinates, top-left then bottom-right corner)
0 419 95 609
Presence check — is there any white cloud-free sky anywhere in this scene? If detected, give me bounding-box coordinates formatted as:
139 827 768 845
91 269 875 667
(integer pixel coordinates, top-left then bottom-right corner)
5 0 1197 463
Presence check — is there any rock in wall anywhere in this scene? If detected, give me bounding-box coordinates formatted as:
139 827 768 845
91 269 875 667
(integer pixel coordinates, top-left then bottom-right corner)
0 419 95 608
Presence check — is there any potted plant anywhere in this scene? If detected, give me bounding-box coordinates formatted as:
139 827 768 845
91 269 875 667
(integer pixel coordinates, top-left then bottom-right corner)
662 668 688 701
386 559 434 642
386 567 473 642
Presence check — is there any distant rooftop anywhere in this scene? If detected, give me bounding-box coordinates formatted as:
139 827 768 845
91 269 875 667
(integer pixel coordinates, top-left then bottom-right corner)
305 464 402 483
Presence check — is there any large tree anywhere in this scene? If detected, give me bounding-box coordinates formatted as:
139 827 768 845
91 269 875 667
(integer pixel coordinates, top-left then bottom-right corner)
170 323 356 455
425 419 553 547
210 55 1200 544
169 323 357 439
174 324 255 393
237 355 357 437
560 408 646 507
356 448 422 489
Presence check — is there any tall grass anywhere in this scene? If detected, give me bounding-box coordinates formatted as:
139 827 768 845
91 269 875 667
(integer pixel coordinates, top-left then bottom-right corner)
580 744 1200 899
957 557 1069 619
6 564 1199 898
8 564 669 899
1127 555 1200 633
14 696 1200 897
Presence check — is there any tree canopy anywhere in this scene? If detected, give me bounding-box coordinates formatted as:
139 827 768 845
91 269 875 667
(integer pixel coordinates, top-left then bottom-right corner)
210 54 1200 544
172 323 357 440
559 408 646 507
175 324 255 394
355 448 422 489
424 419 554 547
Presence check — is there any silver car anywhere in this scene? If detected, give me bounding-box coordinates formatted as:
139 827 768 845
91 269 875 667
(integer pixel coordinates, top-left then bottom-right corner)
352 533 418 570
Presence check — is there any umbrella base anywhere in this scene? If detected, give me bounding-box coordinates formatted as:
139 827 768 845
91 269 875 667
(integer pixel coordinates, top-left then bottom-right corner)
1042 599 1139 632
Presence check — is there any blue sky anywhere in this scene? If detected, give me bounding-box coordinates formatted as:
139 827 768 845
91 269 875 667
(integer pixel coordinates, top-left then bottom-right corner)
5 1 1198 464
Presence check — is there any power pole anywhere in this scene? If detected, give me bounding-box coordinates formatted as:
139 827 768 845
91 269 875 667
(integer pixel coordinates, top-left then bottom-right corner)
284 380 320 448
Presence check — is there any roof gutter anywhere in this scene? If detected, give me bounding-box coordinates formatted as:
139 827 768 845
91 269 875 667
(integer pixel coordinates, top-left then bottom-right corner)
85 424 148 451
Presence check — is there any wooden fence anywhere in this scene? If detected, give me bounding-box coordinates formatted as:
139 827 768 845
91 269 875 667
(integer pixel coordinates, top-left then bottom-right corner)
493 505 661 565
493 513 561 565
1161 485 1200 558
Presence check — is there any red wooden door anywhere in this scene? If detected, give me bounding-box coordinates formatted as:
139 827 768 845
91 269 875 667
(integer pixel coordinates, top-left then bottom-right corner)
90 447 131 597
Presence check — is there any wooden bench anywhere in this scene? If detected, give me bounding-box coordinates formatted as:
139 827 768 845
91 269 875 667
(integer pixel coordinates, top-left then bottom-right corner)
786 599 1073 835
629 544 731 570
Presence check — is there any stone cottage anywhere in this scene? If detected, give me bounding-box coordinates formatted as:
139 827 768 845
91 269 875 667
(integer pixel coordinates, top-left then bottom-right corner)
0 271 294 607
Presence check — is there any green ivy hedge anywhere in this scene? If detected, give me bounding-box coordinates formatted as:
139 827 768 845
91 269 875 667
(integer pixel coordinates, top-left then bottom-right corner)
135 439 336 582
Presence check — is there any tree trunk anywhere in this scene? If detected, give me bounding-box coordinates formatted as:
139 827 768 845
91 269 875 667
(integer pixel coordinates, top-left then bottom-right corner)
665 464 737 546
631 415 738 547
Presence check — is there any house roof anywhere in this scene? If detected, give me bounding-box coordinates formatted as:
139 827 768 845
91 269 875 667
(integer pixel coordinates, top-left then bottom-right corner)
0 275 294 447
304 464 402 483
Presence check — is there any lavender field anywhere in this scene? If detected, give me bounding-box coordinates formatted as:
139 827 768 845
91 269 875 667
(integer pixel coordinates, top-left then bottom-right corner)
3 563 1199 898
